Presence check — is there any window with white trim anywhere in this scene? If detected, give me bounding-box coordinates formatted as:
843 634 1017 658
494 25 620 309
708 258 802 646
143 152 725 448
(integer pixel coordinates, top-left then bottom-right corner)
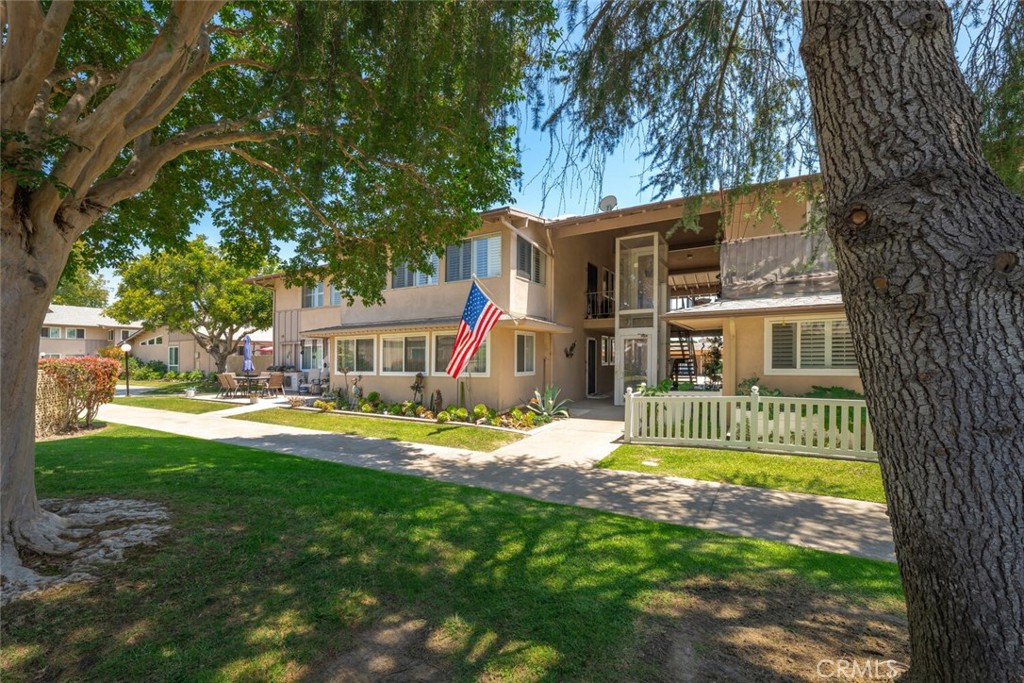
600 335 615 366
41 327 61 339
302 283 325 308
65 328 86 339
107 330 115 342
516 236 547 285
336 337 375 373
121 329 132 342
445 234 501 281
167 346 180 372
393 253 440 289
433 332 488 375
515 332 535 375
329 285 343 306
767 318 858 373
381 335 427 374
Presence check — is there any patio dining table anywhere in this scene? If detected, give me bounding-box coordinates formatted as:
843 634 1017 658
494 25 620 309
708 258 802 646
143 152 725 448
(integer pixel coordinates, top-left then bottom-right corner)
235 373 271 396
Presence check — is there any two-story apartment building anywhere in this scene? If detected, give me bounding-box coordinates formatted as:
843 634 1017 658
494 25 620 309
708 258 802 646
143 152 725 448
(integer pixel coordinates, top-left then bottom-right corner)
39 305 142 358
250 176 861 409
126 326 274 374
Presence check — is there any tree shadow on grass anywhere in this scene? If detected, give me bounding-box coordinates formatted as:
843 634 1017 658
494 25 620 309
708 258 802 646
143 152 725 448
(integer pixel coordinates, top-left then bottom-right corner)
5 427 905 682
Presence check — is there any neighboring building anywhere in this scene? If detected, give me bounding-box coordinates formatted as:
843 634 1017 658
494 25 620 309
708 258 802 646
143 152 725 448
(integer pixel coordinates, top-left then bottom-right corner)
249 176 862 409
39 305 142 359
126 326 273 374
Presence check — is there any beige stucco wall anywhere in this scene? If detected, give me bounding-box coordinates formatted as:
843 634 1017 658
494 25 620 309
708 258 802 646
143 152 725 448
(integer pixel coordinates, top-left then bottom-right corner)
728 315 863 396
549 231 616 400
723 186 812 241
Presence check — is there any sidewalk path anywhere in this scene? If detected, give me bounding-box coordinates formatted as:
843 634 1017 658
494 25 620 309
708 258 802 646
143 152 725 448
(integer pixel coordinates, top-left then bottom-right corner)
96 403 896 562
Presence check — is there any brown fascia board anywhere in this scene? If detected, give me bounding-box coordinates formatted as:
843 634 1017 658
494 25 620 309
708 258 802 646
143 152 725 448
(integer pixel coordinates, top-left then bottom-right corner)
548 174 822 237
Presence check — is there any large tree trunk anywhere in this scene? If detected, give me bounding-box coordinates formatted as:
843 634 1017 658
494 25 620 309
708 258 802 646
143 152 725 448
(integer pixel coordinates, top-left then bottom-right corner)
801 2 1024 680
1 209 80 563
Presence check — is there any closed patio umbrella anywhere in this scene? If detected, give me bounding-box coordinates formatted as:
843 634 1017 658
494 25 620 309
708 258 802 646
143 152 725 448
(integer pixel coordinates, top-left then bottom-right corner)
242 335 255 374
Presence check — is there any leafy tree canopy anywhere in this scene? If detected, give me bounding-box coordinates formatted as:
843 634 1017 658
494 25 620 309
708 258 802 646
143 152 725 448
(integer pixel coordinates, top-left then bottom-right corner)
544 0 1023 202
106 237 273 370
5 1 557 304
53 246 109 307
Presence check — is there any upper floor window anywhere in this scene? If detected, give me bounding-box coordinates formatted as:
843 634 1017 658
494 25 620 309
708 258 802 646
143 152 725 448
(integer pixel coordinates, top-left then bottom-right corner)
766 318 858 374
65 328 86 339
446 234 501 282
302 282 325 308
516 237 547 285
41 327 61 339
393 253 440 289
121 329 132 342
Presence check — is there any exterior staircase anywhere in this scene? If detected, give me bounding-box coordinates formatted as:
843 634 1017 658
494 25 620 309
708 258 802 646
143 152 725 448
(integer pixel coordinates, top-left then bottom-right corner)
669 330 697 388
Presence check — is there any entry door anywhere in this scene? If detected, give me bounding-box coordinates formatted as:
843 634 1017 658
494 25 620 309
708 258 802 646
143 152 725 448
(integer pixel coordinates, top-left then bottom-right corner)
586 338 597 395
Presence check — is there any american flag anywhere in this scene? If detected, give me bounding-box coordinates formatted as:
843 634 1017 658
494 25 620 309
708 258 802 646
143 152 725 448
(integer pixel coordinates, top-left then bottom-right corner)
446 282 503 379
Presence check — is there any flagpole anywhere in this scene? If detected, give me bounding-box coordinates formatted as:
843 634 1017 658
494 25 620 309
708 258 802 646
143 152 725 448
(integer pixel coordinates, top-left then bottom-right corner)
472 276 521 326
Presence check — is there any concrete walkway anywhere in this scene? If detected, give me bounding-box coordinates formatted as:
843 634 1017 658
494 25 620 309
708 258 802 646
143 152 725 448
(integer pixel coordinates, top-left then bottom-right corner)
96 402 895 562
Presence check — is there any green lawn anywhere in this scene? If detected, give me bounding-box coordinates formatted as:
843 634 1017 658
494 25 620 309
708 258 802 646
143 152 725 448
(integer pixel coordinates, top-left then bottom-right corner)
125 380 219 395
598 444 886 503
233 407 522 452
2 426 903 682
112 396 231 414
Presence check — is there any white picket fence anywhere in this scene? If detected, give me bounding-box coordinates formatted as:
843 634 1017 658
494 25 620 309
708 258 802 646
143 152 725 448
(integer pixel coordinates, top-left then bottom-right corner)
623 391 876 461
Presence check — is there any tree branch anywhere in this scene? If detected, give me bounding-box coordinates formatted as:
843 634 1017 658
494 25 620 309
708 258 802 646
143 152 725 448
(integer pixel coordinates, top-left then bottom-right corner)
44 1 224 216
1 0 74 137
223 145 346 243
83 126 294 208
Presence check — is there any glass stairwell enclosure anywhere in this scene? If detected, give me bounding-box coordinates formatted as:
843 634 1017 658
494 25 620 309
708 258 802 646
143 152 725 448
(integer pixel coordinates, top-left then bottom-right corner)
615 233 668 404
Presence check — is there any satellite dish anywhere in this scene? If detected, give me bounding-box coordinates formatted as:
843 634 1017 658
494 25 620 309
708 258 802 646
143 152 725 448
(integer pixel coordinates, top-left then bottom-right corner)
598 195 618 212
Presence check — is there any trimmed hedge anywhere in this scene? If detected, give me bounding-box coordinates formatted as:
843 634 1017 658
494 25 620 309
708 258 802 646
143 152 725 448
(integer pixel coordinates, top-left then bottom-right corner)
37 356 120 435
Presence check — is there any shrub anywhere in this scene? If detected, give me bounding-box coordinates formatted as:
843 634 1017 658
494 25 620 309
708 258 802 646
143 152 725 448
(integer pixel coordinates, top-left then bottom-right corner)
313 400 336 412
98 345 125 361
361 403 375 413
366 391 381 404
453 407 469 422
37 357 120 433
527 386 571 419
287 396 306 408
436 410 451 423
472 403 489 419
165 370 180 381
184 369 205 383
803 385 865 400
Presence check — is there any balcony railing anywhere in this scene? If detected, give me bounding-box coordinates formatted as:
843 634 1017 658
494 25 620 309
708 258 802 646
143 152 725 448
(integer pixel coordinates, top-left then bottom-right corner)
585 291 615 319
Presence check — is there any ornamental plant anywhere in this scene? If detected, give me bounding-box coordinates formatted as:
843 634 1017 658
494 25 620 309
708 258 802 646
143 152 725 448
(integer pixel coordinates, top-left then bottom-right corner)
37 357 120 431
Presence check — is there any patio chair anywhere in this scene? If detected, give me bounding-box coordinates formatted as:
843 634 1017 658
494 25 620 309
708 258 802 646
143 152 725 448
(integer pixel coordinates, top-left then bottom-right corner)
222 373 242 398
265 372 285 397
216 372 234 398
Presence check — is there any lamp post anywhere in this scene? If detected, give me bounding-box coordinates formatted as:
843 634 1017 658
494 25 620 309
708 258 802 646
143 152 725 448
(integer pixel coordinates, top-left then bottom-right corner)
120 343 132 397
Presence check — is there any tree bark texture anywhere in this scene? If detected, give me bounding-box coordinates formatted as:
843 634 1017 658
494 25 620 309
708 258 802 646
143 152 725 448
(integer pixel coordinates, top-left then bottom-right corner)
1 0 222 569
802 2 1024 681
1 208 79 556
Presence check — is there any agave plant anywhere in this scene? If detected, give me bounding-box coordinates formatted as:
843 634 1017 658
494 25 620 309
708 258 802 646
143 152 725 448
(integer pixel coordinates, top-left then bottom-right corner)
527 385 572 419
